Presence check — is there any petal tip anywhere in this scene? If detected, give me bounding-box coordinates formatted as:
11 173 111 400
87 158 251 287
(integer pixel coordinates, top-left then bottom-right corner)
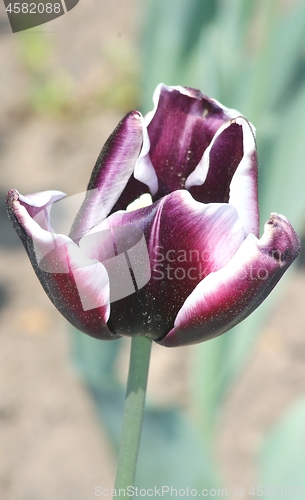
6 189 19 209
264 213 301 263
129 109 142 122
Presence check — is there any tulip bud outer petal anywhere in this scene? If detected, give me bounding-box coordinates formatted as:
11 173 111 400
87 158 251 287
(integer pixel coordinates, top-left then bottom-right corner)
6 189 116 340
158 214 300 347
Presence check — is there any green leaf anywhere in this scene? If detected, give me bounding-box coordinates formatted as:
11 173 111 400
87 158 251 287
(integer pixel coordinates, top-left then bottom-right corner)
190 266 298 442
136 408 220 492
70 328 121 391
259 80 305 230
71 330 220 490
264 0 305 111
70 329 125 444
258 395 305 494
190 296 271 441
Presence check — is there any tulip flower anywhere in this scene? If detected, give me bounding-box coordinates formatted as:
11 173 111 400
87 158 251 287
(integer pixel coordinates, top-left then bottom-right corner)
6 84 300 347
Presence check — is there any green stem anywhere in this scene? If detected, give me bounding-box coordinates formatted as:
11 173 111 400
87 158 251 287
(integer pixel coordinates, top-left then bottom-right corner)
114 335 152 494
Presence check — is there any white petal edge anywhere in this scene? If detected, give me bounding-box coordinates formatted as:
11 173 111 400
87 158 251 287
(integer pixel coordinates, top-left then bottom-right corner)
184 118 235 189
162 230 272 346
12 198 111 314
19 190 67 232
162 212 299 347
228 116 259 237
185 114 258 237
19 190 66 208
133 113 158 195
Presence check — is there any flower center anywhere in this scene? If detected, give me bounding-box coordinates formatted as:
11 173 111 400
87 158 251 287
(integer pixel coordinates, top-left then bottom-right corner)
126 193 153 212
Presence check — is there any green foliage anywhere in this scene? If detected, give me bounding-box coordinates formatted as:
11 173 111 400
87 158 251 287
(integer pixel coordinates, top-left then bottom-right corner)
258 396 305 494
16 31 74 116
71 329 219 492
15 29 139 117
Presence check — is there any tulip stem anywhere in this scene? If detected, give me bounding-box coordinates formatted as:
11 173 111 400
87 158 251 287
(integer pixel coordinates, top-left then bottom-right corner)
114 335 152 494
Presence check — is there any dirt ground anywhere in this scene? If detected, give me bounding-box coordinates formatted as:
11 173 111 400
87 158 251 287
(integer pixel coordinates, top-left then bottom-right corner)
0 2 305 499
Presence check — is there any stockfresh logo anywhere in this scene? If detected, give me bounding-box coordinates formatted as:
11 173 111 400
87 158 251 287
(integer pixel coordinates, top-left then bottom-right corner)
3 0 79 32
31 190 151 310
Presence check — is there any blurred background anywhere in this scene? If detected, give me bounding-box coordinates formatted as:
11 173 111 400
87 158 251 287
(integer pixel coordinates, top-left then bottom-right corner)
1 0 305 499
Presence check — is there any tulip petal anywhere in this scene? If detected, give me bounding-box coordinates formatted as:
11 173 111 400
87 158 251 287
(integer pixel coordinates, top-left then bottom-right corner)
79 220 152 305
69 111 145 243
6 190 116 340
186 117 259 235
229 117 259 237
18 190 66 229
158 214 300 347
143 84 241 198
98 190 246 339
186 120 244 203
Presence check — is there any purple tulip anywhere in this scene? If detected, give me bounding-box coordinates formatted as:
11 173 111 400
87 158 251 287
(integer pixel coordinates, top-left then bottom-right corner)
6 84 300 346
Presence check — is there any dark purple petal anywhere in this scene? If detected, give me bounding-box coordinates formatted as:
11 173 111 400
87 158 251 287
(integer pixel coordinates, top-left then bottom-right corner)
186 116 259 236
158 214 300 347
6 190 117 340
102 190 245 339
143 84 241 198
69 111 145 243
187 122 243 203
